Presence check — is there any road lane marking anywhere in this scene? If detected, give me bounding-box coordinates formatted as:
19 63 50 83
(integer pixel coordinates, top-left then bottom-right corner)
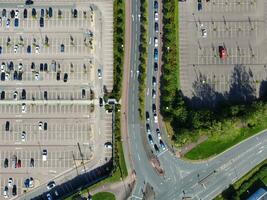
157 149 168 157
146 88 149 96
137 153 140 160
132 14 134 21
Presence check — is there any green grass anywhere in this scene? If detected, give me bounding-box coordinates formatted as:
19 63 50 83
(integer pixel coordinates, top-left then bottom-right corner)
185 105 267 160
92 192 116 200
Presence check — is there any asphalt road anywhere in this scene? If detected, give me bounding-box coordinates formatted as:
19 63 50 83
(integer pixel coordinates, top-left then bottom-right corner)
126 0 267 200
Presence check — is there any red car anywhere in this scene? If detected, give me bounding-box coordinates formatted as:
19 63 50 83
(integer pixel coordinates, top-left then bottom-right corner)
16 159 21 168
219 46 227 59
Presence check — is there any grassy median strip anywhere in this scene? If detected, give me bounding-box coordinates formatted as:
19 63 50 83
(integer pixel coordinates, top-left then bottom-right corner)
110 0 125 101
215 159 267 200
138 0 148 120
92 192 116 200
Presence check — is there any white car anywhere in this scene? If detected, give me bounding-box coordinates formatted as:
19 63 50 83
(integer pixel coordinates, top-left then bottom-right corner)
154 113 158 123
35 45 40 54
97 69 102 79
154 37 158 47
21 103 26 113
35 72 39 80
156 128 161 140
47 181 56 190
14 45 18 53
18 63 23 72
42 150 47 161
1 62 5 72
201 28 207 38
6 18 10 28
3 186 8 198
39 121 43 130
15 10 19 18
8 178 13 187
29 177 34 188
154 11 158 21
13 91 18 100
5 72 9 80
21 131 26 142
104 142 112 149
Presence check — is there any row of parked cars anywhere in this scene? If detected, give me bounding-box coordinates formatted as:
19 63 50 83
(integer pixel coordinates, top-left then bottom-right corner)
145 1 166 154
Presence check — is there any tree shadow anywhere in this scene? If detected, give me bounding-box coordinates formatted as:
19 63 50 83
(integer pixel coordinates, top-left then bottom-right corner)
189 71 225 108
188 65 256 108
227 64 256 104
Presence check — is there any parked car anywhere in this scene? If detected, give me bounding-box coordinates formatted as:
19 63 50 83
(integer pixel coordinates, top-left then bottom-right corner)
146 111 150 121
154 48 158 61
154 62 158 71
42 149 47 161
27 45 31 53
5 121 10 131
154 11 158 21
159 139 166 150
146 123 151 134
104 142 112 149
30 158 34 167
40 17 44 27
21 103 26 113
1 91 5 100
4 158 8 168
12 185 17 196
47 181 56 190
23 9 27 18
155 22 159 32
154 144 160 153
63 73 68 82
148 134 153 145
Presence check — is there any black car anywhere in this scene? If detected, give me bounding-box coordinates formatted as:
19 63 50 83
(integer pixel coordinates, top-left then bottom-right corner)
5 121 10 131
99 97 103 107
146 123 151 133
10 10 15 18
32 8 36 17
24 9 27 18
146 111 150 121
155 22 159 32
1 72 5 81
82 89 86 98
40 17 44 27
18 72 22 80
152 104 156 113
44 91 48 100
152 76 156 86
48 7 52 17
8 61 14 70
2 9 6 18
31 62 35 70
73 9 77 18
13 71 18 80
63 73 68 82
41 9 44 17
0 46 2 54
1 91 5 100
27 45 31 53
154 62 158 71
148 134 153 144
56 72 60 81
40 63 44 71
60 44 64 52
4 158 8 168
30 158 34 167
154 144 160 153
22 89 26 100
154 1 158 9
44 63 48 71
25 0 34 5
12 185 17 196
44 122 47 130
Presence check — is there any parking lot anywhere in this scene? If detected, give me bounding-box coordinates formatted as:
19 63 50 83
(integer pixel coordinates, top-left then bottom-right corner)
0 0 113 199
179 0 267 105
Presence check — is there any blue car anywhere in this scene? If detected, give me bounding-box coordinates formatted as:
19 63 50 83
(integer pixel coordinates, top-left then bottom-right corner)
154 48 158 62
24 178 30 188
27 45 31 53
14 18 19 27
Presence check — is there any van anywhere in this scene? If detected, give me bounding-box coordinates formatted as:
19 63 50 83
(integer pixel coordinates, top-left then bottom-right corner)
42 149 47 161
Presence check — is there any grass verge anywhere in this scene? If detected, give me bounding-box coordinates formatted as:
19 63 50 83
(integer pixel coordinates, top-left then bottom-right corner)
138 0 148 120
92 192 116 200
215 159 267 200
185 103 267 159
